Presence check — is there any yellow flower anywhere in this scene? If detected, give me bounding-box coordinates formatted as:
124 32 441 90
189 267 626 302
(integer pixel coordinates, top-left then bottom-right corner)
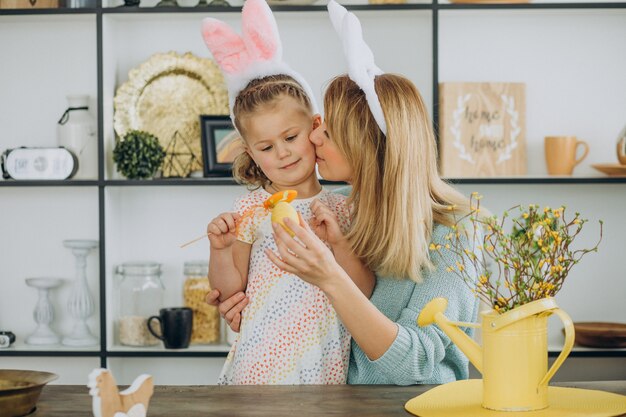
456 262 465 272
544 206 551 213
522 212 529 219
574 219 581 224
446 266 454 272
429 243 436 250
479 275 488 284
445 244 450 249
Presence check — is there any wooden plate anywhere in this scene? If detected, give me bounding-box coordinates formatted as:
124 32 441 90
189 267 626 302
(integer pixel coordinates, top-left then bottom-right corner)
573 322 626 348
592 163 626 176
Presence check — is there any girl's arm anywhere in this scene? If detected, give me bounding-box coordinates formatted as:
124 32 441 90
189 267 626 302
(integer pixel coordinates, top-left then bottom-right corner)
207 212 251 302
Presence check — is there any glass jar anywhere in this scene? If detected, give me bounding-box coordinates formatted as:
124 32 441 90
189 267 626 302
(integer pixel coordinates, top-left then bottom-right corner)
116 262 164 346
183 260 220 344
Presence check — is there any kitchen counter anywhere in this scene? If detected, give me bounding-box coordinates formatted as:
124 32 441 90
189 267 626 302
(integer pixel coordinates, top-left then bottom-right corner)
33 381 626 416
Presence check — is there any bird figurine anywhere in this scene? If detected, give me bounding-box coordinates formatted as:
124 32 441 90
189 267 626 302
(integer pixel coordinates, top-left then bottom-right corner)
88 369 154 417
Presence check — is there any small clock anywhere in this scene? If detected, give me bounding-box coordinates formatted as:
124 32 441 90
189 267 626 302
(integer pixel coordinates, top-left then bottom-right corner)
1 147 78 180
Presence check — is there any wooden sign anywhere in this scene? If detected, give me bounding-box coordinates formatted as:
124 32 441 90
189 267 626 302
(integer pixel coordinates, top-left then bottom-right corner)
0 0 57 8
439 82 526 177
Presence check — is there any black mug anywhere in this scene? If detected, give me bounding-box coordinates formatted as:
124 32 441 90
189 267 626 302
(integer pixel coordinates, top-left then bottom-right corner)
147 307 193 349
0 331 15 349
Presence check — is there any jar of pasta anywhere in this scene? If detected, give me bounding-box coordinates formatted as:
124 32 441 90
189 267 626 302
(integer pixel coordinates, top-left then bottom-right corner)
116 262 164 347
183 261 220 344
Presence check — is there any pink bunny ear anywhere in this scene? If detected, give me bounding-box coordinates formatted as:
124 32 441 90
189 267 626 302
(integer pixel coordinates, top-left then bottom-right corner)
241 0 282 62
202 18 251 74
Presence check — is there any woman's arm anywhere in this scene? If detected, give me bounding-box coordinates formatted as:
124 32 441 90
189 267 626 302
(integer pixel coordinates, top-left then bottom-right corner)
309 199 375 297
268 218 480 385
266 217 396 360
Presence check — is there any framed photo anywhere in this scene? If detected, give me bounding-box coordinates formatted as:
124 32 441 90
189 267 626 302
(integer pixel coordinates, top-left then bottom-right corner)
200 115 246 176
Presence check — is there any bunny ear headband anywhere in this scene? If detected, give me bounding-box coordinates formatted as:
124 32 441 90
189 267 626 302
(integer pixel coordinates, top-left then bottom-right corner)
201 0 318 120
327 0 387 135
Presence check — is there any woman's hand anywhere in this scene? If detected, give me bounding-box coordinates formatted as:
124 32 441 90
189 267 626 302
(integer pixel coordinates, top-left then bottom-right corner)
207 212 241 250
205 289 249 332
265 214 346 291
310 199 346 248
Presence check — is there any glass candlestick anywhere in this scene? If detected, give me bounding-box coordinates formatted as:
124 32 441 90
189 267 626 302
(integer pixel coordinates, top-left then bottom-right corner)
62 239 99 347
25 278 64 345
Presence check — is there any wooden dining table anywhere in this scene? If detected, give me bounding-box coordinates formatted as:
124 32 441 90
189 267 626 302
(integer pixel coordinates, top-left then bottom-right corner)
32 380 626 416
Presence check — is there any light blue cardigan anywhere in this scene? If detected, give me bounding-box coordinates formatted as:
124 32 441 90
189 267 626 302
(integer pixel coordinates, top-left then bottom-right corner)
334 188 480 385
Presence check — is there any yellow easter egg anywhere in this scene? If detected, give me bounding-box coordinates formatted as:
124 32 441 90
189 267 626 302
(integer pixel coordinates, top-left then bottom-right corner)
271 201 298 237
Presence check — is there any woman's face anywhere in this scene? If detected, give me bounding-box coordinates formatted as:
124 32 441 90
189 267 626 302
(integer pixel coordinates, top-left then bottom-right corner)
309 121 353 182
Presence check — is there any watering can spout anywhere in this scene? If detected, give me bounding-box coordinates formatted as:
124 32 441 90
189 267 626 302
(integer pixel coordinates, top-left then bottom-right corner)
418 298 483 373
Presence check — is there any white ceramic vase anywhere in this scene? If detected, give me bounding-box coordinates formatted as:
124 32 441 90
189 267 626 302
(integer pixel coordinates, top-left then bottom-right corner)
62 239 99 347
57 95 97 180
25 278 64 345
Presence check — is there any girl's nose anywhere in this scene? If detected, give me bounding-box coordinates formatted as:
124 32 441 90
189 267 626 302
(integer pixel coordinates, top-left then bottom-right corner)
277 143 291 158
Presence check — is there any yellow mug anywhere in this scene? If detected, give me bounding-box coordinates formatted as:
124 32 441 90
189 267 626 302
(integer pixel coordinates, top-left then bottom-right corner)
544 136 589 175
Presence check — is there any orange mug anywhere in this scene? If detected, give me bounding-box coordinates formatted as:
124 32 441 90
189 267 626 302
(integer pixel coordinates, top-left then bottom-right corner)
544 136 589 175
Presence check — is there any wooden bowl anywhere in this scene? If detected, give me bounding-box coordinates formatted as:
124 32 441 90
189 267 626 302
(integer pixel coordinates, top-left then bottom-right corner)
0 370 58 417
573 322 626 348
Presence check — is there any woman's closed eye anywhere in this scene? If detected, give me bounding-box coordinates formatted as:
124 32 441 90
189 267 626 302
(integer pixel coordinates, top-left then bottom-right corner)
261 145 273 152
285 135 297 142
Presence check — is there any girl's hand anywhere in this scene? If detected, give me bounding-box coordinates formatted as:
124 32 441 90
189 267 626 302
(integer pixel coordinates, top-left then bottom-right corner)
310 199 346 248
205 289 249 332
207 212 241 250
265 214 345 292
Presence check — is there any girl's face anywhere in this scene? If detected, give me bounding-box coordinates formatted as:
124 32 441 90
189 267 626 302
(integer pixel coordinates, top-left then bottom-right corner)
243 95 319 189
309 121 353 183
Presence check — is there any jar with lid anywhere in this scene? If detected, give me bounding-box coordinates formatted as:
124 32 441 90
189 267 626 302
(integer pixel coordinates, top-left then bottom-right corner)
116 262 164 346
183 260 220 344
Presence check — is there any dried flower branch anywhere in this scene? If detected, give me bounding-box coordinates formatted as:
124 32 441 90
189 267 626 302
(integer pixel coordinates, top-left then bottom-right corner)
430 193 603 313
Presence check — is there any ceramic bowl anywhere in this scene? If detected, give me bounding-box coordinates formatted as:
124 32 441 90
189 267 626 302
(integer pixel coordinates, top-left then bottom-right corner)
0 370 58 417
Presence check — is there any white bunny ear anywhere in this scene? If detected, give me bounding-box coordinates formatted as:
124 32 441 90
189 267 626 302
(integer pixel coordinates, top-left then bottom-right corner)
201 0 319 118
241 0 282 62
327 0 387 135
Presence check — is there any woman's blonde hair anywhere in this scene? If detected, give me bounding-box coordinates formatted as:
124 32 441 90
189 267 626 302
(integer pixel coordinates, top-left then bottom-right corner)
231 74 313 190
324 74 471 282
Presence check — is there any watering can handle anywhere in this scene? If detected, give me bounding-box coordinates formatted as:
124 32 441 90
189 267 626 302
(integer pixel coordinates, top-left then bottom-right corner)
538 307 574 387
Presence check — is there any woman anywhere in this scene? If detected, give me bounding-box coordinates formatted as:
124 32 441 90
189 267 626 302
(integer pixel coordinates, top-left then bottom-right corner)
207 72 481 385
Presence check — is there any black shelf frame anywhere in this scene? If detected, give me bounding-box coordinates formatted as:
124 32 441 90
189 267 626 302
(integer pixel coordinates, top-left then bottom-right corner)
2 2 626 15
1 0 625 364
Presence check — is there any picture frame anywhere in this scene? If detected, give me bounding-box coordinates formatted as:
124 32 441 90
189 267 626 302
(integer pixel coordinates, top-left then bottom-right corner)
200 115 245 176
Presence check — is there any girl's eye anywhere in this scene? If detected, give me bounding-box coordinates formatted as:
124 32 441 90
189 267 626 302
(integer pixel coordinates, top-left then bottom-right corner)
261 145 273 152
285 135 297 142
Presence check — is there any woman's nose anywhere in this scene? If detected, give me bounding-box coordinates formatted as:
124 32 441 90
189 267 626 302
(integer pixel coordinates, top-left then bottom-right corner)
310 127 323 146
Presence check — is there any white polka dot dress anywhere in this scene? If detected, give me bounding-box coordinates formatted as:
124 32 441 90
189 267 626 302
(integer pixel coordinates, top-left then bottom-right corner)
217 188 351 385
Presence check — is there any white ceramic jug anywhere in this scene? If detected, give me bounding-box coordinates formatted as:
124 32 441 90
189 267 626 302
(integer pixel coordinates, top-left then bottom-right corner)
57 95 97 180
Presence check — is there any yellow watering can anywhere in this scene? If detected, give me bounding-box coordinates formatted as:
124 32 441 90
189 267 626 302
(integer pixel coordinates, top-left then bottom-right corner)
418 297 575 412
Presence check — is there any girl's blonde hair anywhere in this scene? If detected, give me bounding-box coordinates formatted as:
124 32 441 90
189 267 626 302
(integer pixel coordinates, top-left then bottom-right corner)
231 74 313 190
324 74 471 282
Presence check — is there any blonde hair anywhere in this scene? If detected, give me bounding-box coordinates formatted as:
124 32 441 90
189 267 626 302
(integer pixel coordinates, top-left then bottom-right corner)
324 74 471 282
231 74 313 190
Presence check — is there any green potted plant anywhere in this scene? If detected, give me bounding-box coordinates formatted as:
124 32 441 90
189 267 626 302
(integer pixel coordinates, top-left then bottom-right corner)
113 130 165 180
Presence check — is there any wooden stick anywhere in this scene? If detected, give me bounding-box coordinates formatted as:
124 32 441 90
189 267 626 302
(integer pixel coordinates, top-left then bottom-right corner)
180 234 209 249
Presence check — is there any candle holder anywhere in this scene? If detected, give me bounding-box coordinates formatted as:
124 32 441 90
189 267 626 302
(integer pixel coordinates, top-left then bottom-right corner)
62 239 99 347
25 278 64 345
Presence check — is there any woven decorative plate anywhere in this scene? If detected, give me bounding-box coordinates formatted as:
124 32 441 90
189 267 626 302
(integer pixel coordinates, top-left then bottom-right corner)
114 52 229 175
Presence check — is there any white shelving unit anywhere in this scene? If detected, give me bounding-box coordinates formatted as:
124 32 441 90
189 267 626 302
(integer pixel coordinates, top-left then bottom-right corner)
1 1 625 384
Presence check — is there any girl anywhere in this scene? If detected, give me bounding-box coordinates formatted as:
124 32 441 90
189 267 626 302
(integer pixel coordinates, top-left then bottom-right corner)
202 0 374 385
210 1 481 385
